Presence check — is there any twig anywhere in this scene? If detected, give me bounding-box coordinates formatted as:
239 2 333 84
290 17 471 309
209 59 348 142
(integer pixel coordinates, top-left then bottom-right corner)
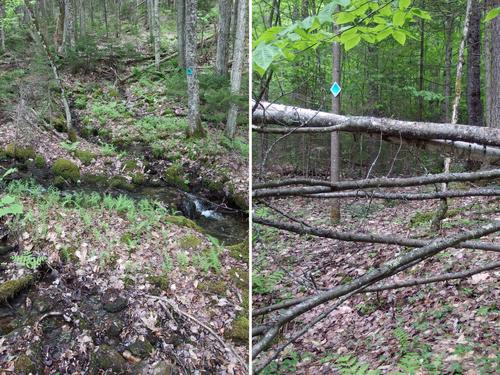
146 295 248 371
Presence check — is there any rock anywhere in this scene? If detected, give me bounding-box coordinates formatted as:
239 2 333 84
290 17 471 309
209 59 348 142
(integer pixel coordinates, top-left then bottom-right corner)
51 159 80 183
104 319 124 338
33 298 52 313
178 198 199 219
89 345 128 374
101 289 128 313
0 245 16 256
134 360 178 375
128 338 154 359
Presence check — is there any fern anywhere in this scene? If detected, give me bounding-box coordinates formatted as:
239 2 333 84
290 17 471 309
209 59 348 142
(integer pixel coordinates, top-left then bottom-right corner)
334 355 381 375
11 251 46 270
397 352 422 375
394 326 409 353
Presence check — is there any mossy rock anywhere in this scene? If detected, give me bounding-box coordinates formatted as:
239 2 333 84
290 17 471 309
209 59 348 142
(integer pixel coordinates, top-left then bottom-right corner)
14 353 39 374
164 164 189 191
101 289 128 313
109 176 136 191
52 116 67 132
34 155 46 168
225 314 248 345
165 215 203 232
205 179 224 193
197 280 227 296
124 159 139 171
227 240 249 264
81 174 109 186
52 158 80 183
229 268 249 290
127 339 154 358
178 234 202 250
53 175 66 188
89 345 128 374
75 149 96 165
131 172 145 185
68 128 78 142
0 275 34 304
146 274 169 290
5 143 36 162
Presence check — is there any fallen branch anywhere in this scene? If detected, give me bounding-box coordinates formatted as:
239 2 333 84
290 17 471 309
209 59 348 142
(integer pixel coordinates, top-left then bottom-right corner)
309 188 500 200
252 101 500 147
146 295 247 371
253 216 500 252
253 261 500 318
252 221 500 364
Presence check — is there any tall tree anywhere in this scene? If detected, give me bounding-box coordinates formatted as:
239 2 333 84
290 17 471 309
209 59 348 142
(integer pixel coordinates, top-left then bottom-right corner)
215 0 232 75
153 0 160 70
185 0 205 137
0 1 5 53
176 0 186 68
330 17 341 223
466 0 483 126
225 0 247 138
486 0 500 128
61 0 75 52
442 11 454 122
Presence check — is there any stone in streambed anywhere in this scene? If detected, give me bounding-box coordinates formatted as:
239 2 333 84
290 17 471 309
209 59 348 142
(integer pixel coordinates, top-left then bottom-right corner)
127 338 154 359
89 345 128 374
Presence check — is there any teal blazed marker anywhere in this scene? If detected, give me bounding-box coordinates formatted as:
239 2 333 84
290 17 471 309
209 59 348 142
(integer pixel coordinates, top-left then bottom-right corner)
186 67 193 76
330 82 341 97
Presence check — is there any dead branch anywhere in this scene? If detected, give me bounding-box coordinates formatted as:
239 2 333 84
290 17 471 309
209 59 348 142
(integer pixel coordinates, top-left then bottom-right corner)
309 188 500 200
253 216 500 252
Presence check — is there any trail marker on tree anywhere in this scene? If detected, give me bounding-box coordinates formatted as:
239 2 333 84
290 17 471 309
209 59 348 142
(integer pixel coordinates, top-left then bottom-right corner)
330 82 342 97
186 67 193 76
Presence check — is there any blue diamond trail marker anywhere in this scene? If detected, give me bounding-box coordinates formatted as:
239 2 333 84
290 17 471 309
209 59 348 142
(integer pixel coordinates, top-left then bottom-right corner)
330 82 341 97
186 67 193 76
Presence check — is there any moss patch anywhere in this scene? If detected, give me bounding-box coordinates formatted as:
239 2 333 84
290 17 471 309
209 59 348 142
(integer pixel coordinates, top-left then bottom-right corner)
52 116 67 132
75 149 96 165
179 234 202 250
227 240 249 264
197 280 227 295
34 155 46 168
131 172 146 185
108 176 135 191
229 268 249 289
146 274 169 290
5 143 36 162
165 215 203 232
124 159 139 171
81 174 109 186
52 159 80 183
225 314 248 345
14 353 38 374
0 275 34 304
164 164 189 191
59 247 78 264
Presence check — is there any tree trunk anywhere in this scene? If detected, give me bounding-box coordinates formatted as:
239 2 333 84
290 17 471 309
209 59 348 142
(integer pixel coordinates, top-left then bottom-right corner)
230 0 239 45
0 1 5 53
147 0 154 44
442 15 453 122
215 0 232 75
104 0 109 38
176 0 186 68
225 0 246 139
330 19 341 223
185 0 205 137
62 0 75 52
467 0 483 126
153 0 161 70
487 0 500 128
418 17 425 121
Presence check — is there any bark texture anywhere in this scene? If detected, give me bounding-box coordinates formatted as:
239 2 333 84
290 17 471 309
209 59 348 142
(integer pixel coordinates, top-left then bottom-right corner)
215 0 232 75
252 101 500 147
330 20 341 222
0 1 5 52
225 0 247 138
153 0 160 70
487 0 500 128
467 0 484 126
176 0 186 68
62 0 74 52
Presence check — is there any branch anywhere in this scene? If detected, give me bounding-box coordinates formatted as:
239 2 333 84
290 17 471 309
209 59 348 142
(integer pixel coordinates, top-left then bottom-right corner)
253 216 500 252
309 188 500 200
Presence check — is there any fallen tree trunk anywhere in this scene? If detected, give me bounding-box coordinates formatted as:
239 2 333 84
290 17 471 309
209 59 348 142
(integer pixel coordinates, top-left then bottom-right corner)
310 188 500 200
253 260 500 318
253 169 500 197
252 101 500 147
252 221 500 364
253 216 500 252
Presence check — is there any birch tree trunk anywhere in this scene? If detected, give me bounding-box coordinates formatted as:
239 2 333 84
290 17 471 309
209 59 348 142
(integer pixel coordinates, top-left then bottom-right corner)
176 0 186 68
442 15 453 122
185 0 205 137
153 0 161 70
330 17 341 223
225 0 247 138
215 0 232 75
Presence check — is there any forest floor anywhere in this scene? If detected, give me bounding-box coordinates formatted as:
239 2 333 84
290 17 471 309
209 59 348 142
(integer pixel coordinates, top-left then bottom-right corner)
0 24 248 374
253 184 499 374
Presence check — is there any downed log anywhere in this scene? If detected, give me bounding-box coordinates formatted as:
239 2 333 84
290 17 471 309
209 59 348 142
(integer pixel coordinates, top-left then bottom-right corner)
253 216 500 252
310 188 500 200
252 101 500 147
0 275 34 305
253 169 500 197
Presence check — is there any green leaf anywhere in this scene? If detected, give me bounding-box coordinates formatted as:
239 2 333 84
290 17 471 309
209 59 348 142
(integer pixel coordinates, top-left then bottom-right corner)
252 43 280 75
0 203 23 217
376 28 393 42
484 7 500 23
254 26 285 44
393 10 405 27
399 0 411 10
336 11 356 24
392 30 407 45
0 195 16 206
344 34 361 51
412 8 432 20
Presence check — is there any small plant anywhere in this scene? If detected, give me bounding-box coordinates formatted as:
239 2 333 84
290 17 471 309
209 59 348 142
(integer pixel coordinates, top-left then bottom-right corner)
394 326 410 353
162 254 174 273
252 270 285 295
60 141 80 152
11 251 47 270
176 252 190 268
100 143 118 156
0 195 23 218
193 247 221 273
